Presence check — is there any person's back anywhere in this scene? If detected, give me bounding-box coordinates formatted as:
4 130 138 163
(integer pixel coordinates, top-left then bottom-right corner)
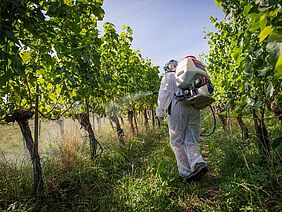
156 59 208 181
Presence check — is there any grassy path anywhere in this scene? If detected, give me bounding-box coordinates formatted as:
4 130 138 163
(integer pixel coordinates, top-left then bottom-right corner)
79 128 222 211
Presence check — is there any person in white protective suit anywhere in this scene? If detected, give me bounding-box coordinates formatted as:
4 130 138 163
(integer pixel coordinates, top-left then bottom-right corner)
156 59 208 181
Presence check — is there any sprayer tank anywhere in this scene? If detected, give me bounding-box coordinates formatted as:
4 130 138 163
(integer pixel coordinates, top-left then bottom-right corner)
175 56 208 89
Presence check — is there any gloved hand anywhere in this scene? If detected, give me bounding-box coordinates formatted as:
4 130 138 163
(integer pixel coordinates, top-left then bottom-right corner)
156 107 165 125
156 107 165 118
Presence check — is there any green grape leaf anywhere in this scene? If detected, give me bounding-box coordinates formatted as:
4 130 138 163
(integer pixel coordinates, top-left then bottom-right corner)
259 26 273 43
20 51 31 64
259 14 267 30
243 4 251 16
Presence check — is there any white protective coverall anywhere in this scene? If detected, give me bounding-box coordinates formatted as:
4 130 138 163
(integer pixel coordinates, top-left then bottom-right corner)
156 68 206 177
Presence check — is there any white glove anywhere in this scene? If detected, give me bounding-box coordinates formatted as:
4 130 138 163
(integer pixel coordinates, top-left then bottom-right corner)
156 107 165 118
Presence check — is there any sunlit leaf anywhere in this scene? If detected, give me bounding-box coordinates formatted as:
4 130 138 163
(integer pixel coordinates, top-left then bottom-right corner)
243 4 251 16
259 14 267 30
259 26 273 43
215 0 222 7
20 51 31 64
63 0 73 5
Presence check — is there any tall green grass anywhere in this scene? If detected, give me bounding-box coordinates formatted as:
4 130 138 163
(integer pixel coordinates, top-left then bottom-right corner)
0 118 281 211
205 117 282 212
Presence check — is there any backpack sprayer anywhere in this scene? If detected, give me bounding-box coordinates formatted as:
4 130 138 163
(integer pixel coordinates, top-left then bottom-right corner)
175 56 216 136
174 56 214 109
153 56 216 136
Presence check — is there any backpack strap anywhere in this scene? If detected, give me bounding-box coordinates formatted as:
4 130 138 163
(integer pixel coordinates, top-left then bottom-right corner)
168 102 172 115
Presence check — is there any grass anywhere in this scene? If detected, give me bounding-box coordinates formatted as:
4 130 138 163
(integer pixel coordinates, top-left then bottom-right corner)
0 116 281 211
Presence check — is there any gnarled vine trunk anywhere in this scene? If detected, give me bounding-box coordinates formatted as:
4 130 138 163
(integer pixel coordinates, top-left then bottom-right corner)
252 109 270 156
216 106 227 131
109 119 115 130
143 109 149 131
5 109 44 197
151 107 156 128
218 114 227 131
109 114 125 146
76 113 97 159
92 111 95 131
236 117 249 140
119 115 124 126
133 110 139 134
128 110 135 135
